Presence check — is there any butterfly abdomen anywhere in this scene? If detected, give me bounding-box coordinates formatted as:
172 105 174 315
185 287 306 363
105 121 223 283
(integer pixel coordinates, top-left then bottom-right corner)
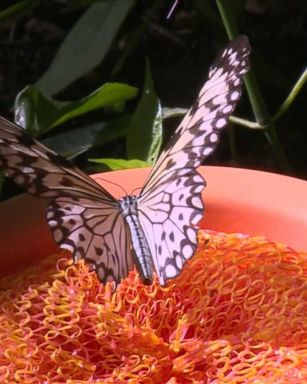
119 195 154 284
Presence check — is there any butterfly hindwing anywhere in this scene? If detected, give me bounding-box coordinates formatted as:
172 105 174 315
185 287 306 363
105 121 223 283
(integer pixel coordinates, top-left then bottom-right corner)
47 197 133 285
138 171 204 285
137 36 250 285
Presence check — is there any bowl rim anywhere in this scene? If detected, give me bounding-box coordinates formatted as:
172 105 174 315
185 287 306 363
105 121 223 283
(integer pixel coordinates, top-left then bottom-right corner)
1 165 307 277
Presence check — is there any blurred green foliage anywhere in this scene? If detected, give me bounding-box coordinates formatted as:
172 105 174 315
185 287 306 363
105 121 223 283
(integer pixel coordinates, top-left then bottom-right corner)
15 83 138 137
0 0 306 200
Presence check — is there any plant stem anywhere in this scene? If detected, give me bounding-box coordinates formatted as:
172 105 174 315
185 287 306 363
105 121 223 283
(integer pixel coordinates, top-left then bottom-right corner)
216 0 290 171
229 116 262 129
271 68 307 124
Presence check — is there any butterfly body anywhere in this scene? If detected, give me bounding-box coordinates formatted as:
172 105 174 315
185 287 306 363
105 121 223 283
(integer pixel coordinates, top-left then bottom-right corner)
0 36 251 288
119 195 153 284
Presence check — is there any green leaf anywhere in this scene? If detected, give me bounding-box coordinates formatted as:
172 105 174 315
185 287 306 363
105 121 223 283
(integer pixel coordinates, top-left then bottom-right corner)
15 83 138 136
44 115 131 158
89 158 150 171
36 0 136 96
126 60 163 163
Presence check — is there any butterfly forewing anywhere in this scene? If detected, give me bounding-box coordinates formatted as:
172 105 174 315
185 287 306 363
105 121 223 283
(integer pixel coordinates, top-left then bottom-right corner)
137 36 250 285
140 36 250 193
0 118 114 201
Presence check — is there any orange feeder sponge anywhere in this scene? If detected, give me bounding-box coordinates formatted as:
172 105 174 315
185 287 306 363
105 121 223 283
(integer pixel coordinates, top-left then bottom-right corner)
0 230 306 383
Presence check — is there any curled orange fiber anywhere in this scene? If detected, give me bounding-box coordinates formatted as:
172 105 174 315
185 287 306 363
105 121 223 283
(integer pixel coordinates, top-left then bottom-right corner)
0 230 306 383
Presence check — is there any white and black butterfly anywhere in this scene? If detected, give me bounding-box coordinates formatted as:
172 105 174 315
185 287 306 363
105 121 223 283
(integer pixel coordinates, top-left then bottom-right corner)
0 36 250 287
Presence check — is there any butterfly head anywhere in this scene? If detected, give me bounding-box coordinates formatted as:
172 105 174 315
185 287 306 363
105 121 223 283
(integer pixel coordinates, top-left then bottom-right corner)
119 195 138 217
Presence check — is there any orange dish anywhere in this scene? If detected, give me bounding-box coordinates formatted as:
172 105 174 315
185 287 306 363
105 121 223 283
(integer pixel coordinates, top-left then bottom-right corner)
2 166 307 278
0 230 306 383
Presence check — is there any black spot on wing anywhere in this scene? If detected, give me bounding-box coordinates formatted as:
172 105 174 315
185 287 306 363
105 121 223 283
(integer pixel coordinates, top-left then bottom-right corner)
79 233 85 241
62 177 74 187
95 247 103 256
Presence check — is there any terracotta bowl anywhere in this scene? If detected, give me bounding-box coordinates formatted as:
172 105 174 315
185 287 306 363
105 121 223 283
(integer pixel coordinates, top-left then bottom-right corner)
1 166 307 277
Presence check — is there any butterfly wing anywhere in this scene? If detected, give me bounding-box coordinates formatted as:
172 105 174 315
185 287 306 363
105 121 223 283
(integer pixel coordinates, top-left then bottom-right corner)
0 118 133 285
137 172 204 286
137 36 251 285
47 197 133 285
0 117 115 200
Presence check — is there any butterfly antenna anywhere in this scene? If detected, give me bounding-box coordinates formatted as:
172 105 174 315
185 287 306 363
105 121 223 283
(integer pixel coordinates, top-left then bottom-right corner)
131 186 143 196
95 177 127 195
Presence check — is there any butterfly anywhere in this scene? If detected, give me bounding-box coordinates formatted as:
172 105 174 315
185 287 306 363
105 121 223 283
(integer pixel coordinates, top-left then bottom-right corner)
0 36 250 288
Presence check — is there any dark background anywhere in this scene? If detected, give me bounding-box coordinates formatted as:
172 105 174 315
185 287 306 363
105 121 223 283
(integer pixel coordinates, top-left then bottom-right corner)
0 0 306 189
